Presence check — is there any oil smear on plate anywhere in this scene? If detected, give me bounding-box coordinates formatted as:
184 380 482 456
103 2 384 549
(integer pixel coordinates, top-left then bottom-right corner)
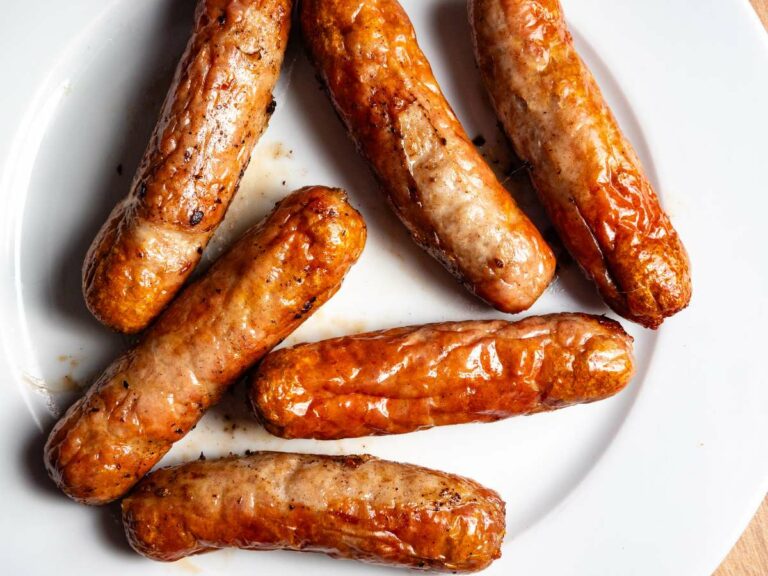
33 140 303 420
201 139 304 267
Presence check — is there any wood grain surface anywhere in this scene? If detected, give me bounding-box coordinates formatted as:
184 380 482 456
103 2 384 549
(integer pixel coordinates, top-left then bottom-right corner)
751 0 768 28
715 7 768 576
715 497 768 575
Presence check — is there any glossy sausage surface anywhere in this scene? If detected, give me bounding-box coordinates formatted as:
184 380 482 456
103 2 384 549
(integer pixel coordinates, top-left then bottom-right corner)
301 0 555 313
469 0 691 328
83 0 292 333
45 187 366 504
123 452 506 572
251 314 633 439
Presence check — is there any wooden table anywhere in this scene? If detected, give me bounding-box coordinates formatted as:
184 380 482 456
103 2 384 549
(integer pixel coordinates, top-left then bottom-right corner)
752 0 768 29
713 6 768 576
716 497 768 575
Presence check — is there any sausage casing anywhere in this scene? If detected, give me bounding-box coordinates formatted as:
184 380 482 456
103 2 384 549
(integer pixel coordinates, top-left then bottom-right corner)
83 0 292 333
301 0 555 313
122 452 506 572
251 314 633 440
469 0 691 328
45 187 366 504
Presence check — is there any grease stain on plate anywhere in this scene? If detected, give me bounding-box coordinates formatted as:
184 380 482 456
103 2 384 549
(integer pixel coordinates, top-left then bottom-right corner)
202 139 304 266
173 558 204 574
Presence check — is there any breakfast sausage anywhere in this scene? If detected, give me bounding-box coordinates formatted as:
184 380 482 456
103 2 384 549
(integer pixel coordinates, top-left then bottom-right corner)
122 452 506 572
251 314 633 439
469 0 691 328
83 0 292 333
45 187 367 504
301 0 555 313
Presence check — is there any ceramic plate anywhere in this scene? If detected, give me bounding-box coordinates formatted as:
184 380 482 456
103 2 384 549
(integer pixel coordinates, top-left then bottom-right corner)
1 1 766 574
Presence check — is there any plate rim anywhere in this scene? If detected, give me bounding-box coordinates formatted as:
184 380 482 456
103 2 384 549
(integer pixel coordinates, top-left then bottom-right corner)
0 1 767 575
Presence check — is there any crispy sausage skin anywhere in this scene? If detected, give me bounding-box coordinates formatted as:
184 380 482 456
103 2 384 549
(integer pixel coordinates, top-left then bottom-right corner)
251 314 633 440
301 0 555 313
122 452 506 572
45 187 366 504
83 0 292 333
469 0 691 328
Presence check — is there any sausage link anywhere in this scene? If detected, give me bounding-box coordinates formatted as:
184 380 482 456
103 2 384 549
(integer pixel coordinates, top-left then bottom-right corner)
83 0 292 333
469 0 691 328
251 314 633 439
301 0 555 313
122 452 506 572
45 187 367 504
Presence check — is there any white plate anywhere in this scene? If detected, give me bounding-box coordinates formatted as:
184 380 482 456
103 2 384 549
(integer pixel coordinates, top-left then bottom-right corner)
0 1 766 574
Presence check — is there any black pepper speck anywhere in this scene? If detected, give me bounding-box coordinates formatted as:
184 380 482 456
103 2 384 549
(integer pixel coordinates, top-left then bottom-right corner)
472 134 486 147
190 210 204 226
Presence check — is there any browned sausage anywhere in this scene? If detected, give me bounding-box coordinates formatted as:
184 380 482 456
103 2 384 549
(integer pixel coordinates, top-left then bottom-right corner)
469 0 691 328
122 452 506 572
83 0 292 333
301 0 556 314
251 314 633 439
45 187 366 504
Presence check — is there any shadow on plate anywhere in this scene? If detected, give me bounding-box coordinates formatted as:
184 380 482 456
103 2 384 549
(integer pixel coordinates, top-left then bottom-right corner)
96 501 136 558
47 0 192 333
21 425 60 500
19 411 153 557
428 0 601 310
